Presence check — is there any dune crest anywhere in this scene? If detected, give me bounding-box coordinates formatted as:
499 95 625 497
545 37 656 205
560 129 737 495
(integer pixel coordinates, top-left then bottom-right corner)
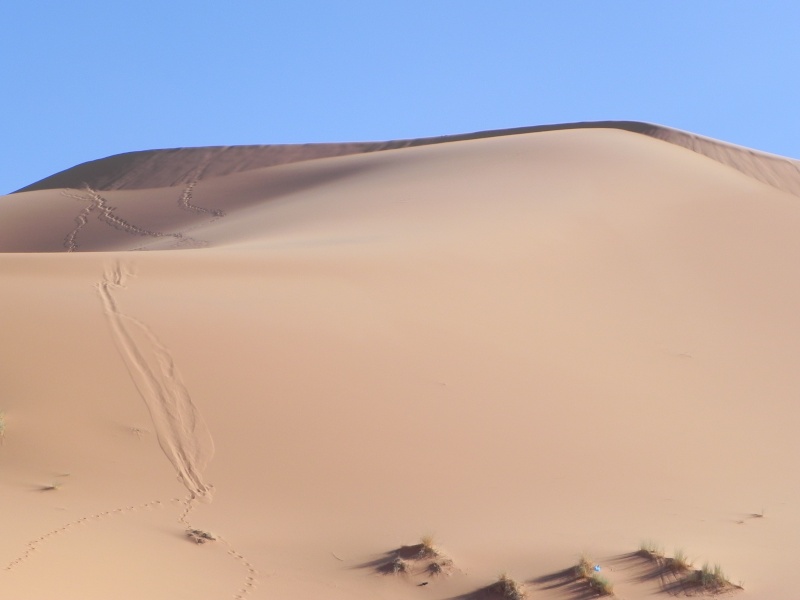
14 121 800 199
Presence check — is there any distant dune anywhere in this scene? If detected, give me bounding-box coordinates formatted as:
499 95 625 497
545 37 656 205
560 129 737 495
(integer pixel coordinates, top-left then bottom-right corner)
2 123 798 599
15 121 800 197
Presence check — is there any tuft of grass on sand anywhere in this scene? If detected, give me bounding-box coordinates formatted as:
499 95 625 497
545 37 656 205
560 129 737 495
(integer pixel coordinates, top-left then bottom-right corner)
418 534 440 559
687 562 741 592
492 573 526 600
427 558 454 576
390 557 410 575
666 548 691 572
575 554 594 579
573 554 614 596
638 539 664 560
40 482 62 491
589 573 614 596
186 529 217 544
0 411 5 444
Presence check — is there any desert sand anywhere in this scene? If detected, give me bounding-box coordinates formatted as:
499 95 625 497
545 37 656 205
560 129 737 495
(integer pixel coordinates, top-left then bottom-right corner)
1 122 799 599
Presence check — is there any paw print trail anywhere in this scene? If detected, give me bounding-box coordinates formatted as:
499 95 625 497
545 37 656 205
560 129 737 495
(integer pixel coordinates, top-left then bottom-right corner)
4 500 164 571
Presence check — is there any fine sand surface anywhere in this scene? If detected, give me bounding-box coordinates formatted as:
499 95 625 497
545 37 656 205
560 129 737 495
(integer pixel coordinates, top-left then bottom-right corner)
2 123 799 599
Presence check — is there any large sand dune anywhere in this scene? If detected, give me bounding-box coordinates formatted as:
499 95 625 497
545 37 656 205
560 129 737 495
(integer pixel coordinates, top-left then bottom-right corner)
2 123 799 599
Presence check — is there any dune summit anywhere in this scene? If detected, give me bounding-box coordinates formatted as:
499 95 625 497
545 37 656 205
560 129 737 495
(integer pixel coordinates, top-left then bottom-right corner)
1 122 799 599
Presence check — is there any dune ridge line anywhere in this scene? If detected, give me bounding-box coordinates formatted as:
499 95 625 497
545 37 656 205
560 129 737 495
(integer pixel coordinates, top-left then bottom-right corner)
96 262 214 500
14 121 800 198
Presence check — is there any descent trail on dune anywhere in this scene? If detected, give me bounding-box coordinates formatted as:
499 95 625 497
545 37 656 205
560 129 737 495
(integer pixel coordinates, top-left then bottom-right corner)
96 262 214 500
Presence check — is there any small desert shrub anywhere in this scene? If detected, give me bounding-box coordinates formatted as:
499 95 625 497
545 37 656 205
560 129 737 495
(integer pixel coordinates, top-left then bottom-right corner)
186 529 216 544
589 573 614 596
638 539 663 559
493 573 526 600
667 548 691 572
418 534 439 559
693 563 729 591
427 558 453 576
389 557 409 575
575 555 593 579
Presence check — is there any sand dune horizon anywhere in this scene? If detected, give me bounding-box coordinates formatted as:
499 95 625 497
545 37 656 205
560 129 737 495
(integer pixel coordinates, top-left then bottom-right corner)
2 122 798 599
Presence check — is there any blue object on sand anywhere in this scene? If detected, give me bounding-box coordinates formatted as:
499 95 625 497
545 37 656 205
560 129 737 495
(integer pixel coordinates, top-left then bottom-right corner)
593 565 601 572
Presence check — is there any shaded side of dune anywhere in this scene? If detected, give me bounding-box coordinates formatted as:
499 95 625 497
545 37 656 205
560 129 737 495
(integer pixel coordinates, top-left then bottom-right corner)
14 121 800 198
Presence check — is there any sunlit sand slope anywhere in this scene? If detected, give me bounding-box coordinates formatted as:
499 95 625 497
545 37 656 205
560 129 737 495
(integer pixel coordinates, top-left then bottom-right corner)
1 126 799 600
15 121 800 198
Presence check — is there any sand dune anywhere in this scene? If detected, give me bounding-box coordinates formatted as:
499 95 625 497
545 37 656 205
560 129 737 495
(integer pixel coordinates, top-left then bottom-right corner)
15 121 800 198
2 124 799 599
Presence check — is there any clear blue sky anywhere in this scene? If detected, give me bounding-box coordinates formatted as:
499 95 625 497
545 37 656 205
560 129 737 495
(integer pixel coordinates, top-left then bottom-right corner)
3 1 799 193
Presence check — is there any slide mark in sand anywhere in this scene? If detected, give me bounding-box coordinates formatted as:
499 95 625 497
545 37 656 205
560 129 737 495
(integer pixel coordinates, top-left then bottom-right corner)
96 262 214 500
5 264 258 598
97 262 259 597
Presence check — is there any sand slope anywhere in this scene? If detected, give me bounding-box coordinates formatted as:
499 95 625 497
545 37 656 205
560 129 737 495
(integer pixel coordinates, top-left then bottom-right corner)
1 125 799 599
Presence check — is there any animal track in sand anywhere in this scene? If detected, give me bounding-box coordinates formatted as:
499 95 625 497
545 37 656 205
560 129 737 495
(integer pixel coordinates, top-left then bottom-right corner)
172 494 260 599
60 171 224 251
177 161 226 218
96 261 258 597
4 499 165 571
61 186 185 251
6 497 259 599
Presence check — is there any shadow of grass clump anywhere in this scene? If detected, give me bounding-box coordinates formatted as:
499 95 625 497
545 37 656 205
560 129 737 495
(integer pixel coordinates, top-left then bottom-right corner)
357 536 453 578
531 555 613 598
663 563 742 596
450 574 528 600
611 545 742 596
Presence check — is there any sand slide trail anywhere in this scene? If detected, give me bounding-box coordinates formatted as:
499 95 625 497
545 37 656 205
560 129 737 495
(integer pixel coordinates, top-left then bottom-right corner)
96 261 214 500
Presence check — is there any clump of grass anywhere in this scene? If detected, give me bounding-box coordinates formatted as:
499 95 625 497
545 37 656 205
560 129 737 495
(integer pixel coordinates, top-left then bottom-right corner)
427 558 453 576
638 539 663 560
689 563 734 592
40 481 62 491
389 557 410 575
666 548 691 572
575 554 594 579
588 573 614 596
186 528 217 544
492 573 526 600
0 411 6 444
418 534 440 559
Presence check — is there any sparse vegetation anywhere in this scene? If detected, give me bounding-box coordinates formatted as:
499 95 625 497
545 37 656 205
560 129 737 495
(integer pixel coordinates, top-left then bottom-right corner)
698 563 727 589
427 558 453 576
418 534 439 558
638 539 663 560
666 548 691 572
572 554 614 596
575 554 594 579
186 528 216 544
389 557 409 574
40 482 62 491
0 411 5 444
492 573 526 600
589 573 614 596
